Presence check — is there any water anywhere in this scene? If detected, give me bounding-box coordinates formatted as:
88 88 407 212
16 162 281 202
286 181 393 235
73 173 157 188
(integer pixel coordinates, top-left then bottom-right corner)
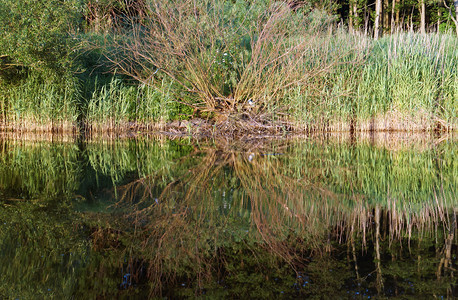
0 133 456 298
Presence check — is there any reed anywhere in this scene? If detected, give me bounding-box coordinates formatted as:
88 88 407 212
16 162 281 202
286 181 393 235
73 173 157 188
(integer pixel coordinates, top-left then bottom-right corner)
82 76 194 134
99 11 457 133
0 72 80 132
288 31 458 132
355 32 458 130
1 9 457 134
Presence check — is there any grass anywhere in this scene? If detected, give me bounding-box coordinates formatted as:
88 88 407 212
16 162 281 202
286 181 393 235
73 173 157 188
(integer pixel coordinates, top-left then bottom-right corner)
81 30 457 134
354 32 458 130
84 77 173 132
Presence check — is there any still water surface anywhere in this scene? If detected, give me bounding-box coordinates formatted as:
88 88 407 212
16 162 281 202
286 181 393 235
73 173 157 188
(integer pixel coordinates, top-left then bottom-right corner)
0 133 456 299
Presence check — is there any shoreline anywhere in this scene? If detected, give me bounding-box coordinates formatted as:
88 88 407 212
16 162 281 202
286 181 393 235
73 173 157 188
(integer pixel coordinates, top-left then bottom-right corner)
1 125 455 154
0 113 455 138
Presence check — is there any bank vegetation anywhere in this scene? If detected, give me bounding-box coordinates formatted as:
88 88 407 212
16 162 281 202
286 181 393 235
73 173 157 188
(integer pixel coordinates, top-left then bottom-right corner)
0 0 456 135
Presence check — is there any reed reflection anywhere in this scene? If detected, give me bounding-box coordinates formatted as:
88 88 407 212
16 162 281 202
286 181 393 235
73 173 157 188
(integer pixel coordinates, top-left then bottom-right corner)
102 136 457 298
0 135 456 298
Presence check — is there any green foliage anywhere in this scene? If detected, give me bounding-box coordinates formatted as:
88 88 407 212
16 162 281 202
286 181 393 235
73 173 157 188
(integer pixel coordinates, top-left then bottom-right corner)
0 0 85 124
0 0 83 75
0 0 456 130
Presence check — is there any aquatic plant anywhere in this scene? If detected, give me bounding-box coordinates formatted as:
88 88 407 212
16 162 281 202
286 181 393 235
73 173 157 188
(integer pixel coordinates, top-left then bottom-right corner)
288 31 458 131
0 1 457 133
98 2 457 133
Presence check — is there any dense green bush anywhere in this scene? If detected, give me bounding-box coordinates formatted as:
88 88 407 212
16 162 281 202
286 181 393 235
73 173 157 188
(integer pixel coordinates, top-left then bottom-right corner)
0 0 85 123
0 0 83 77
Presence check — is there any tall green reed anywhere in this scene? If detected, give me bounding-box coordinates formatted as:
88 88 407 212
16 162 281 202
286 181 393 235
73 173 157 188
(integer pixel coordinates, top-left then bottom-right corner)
0 72 79 129
85 77 182 131
288 31 457 131
357 33 457 122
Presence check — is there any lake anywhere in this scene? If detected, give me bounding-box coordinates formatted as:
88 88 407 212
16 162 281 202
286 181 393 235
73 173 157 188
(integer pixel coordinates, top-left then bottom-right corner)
0 133 456 298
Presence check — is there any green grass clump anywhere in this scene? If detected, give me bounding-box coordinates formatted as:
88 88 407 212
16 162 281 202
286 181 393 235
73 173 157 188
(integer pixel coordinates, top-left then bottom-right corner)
84 77 193 130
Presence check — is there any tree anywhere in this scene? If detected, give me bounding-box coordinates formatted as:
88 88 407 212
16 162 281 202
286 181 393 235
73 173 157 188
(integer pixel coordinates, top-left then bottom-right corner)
420 0 426 34
375 0 383 38
0 0 83 78
443 0 458 35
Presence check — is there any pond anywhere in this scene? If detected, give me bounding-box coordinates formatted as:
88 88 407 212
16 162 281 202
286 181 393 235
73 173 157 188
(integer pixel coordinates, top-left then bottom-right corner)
0 133 456 299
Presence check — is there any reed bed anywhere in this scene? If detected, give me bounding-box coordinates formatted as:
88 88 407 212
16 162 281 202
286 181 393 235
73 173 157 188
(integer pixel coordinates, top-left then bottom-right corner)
84 77 175 131
289 31 458 132
354 32 458 130
0 72 79 131
1 27 457 134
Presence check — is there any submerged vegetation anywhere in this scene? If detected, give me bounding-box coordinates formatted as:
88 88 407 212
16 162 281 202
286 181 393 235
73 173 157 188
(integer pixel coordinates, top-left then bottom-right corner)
0 135 456 298
0 0 457 134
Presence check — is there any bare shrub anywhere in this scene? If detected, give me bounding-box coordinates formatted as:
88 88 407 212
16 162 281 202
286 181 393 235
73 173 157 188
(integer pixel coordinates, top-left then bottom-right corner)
104 0 343 124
